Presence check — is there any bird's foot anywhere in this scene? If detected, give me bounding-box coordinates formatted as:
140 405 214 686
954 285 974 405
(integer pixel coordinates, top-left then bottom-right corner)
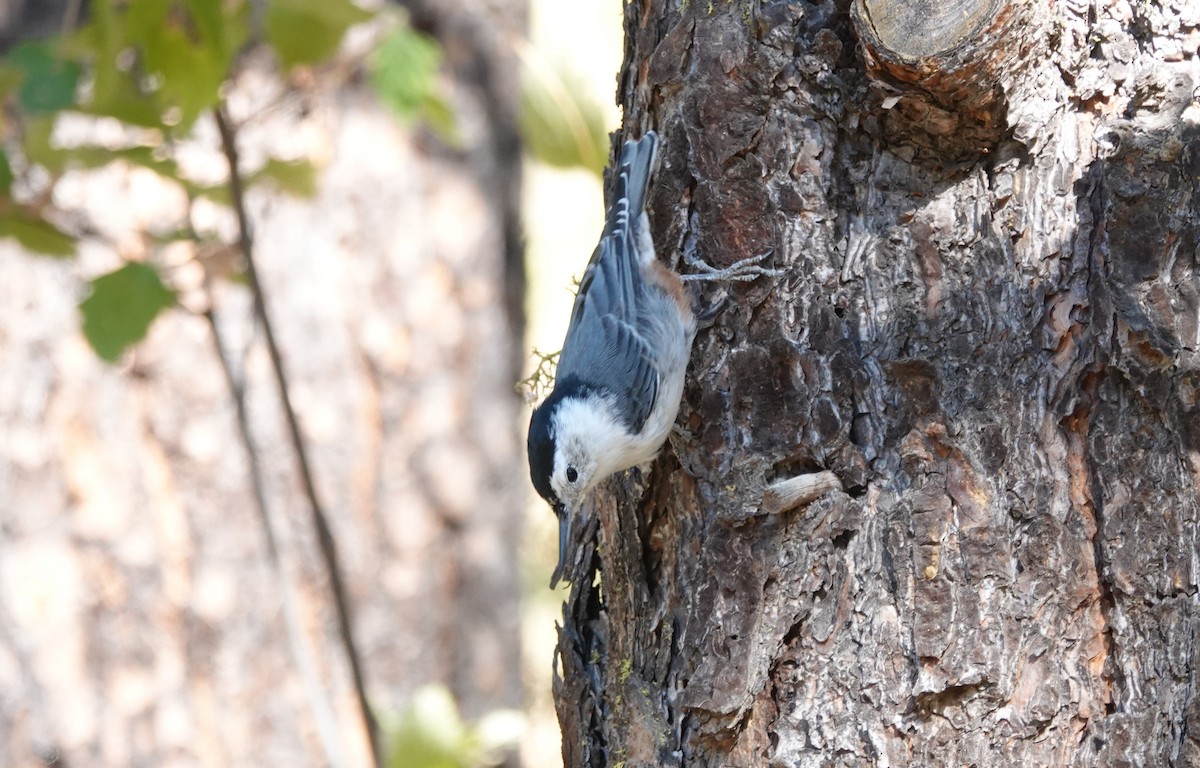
679 248 785 283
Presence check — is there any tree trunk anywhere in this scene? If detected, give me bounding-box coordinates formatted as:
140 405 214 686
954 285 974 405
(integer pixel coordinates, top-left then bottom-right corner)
555 2 1200 767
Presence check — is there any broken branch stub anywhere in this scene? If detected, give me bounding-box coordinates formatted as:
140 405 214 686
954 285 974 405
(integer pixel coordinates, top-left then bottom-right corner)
851 0 1044 163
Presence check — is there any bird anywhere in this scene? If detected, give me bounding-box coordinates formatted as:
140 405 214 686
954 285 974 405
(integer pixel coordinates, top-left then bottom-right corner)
527 130 779 587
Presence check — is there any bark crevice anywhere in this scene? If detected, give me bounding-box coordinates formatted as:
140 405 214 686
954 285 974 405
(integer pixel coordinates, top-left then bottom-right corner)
557 1 1200 765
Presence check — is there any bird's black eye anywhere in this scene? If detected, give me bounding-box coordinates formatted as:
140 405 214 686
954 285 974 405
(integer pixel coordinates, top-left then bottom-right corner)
566 466 578 483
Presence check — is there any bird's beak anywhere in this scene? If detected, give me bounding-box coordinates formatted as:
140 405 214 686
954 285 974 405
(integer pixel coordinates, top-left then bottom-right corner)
549 504 572 589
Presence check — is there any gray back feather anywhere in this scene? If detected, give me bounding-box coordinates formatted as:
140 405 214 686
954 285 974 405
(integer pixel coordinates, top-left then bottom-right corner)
556 132 660 432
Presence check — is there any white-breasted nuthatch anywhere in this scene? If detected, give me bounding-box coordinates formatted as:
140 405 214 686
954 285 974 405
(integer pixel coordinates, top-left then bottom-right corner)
527 131 778 587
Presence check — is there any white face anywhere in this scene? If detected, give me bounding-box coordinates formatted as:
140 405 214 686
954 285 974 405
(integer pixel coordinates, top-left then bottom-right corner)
550 439 595 517
549 393 631 514
544 392 636 587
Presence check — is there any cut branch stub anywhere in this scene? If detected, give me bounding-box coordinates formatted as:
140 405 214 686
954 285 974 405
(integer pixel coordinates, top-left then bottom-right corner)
851 0 1039 163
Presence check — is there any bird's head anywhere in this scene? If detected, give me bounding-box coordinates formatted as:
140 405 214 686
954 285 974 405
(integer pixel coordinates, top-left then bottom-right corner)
528 380 627 587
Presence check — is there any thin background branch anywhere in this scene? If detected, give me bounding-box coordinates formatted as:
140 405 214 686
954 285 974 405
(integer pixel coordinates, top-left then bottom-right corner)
214 104 381 768
202 298 347 768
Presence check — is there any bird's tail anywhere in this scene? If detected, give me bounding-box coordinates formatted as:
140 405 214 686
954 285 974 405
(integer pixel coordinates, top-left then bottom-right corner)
613 131 658 225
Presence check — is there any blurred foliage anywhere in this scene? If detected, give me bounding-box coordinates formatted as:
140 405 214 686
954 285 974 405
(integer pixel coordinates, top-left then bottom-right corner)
0 0 451 363
251 157 320 199
66 0 250 128
0 0 609 366
6 40 82 113
267 0 372 70
0 210 76 257
368 25 457 144
80 262 177 362
386 684 522 768
368 21 613 165
519 47 608 176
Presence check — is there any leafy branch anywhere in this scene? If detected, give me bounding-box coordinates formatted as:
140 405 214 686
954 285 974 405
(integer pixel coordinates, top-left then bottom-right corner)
0 0 613 763
0 2 462 766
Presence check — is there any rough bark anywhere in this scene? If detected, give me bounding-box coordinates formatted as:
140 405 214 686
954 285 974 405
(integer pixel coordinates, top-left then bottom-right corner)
0 8 525 766
556 2 1200 767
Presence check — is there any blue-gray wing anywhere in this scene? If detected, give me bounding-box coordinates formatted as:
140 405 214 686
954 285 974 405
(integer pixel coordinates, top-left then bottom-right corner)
557 133 660 431
557 233 659 432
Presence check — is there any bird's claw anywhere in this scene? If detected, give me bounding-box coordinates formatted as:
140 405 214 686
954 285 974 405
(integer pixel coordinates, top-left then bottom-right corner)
679 249 785 283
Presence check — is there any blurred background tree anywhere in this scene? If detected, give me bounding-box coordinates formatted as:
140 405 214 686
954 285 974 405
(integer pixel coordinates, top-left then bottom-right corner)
0 0 618 766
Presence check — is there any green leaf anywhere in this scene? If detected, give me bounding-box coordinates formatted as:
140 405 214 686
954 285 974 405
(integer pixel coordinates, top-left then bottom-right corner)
0 151 13 191
384 685 522 768
69 145 173 174
85 78 170 128
182 0 227 51
69 0 168 128
6 41 82 114
249 157 318 198
22 119 177 179
69 0 123 112
386 685 471 768
180 178 231 205
370 26 440 118
144 24 226 126
0 212 77 257
369 25 458 144
135 0 248 128
90 146 177 178
124 0 170 42
183 0 252 61
266 0 373 70
520 56 608 175
73 0 242 129
0 65 27 104
80 262 176 362
418 92 459 146
21 116 65 172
